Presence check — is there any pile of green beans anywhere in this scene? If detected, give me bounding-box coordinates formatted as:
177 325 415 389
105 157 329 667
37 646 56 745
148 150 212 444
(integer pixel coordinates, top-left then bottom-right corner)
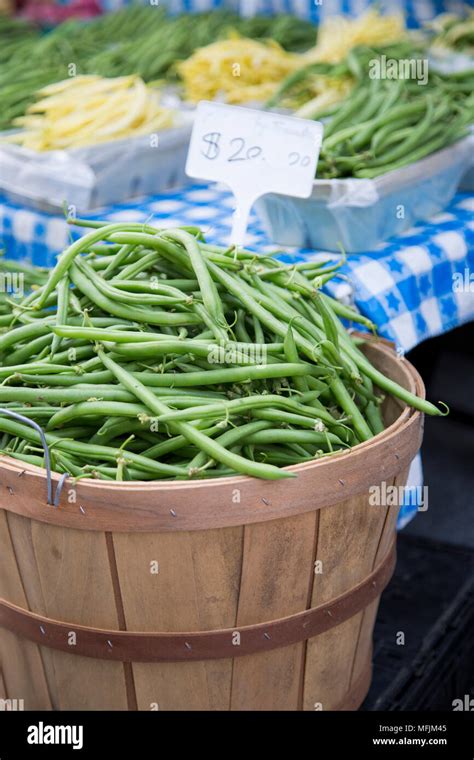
318 71 474 179
267 45 474 179
430 10 474 54
266 42 420 110
84 8 316 81
0 15 39 66
0 222 444 482
0 7 316 130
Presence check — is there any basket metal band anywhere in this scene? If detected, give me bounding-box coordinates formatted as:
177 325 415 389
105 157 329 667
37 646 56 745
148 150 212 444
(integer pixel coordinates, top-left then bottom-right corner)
0 540 396 663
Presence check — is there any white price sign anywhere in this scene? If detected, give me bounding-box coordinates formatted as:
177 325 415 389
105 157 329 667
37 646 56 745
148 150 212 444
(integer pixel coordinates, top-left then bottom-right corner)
186 101 323 245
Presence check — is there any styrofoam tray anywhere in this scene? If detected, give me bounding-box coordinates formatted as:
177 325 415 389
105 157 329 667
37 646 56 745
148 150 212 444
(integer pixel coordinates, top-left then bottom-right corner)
0 114 194 213
254 136 473 253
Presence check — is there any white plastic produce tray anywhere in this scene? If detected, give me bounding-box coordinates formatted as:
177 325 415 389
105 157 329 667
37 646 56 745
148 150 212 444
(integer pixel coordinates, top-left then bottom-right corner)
0 115 193 213
254 136 473 253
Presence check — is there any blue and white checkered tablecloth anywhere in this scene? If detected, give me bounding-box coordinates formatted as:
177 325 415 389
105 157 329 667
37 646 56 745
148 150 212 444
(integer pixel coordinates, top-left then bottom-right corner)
1 184 473 526
2 184 473 353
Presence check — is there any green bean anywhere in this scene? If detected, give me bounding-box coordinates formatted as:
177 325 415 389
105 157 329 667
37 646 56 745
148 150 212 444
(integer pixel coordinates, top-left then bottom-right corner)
102 244 138 279
283 325 309 394
111 278 198 296
140 423 222 460
163 229 226 328
365 400 385 436
12 371 226 398
254 449 314 465
113 250 162 280
36 223 151 308
0 386 135 404
97 349 293 480
329 376 373 442
187 420 272 470
41 427 95 439
88 243 122 256
355 129 468 178
110 340 285 363
324 102 409 151
320 293 375 332
6 334 54 366
0 405 60 419
13 371 115 386
0 416 189 478
52 325 174 343
313 292 339 350
54 325 287 365
45 344 95 366
208 261 326 365
252 315 265 344
90 418 152 446
243 429 345 447
324 86 370 138
193 302 228 342
0 450 44 467
0 362 71 379
82 266 190 307
366 96 435 167
50 275 70 357
106 230 241 273
351 100 428 151
46 392 226 429
248 274 341 361
0 318 54 353
233 310 253 344
155 393 326 425
139 363 317 387
47 401 147 429
70 261 201 326
371 115 419 155
250 409 345 441
54 451 97 479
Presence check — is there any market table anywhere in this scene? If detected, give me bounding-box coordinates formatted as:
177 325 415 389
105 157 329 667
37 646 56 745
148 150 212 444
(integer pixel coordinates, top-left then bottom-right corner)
1 184 473 525
1 184 473 354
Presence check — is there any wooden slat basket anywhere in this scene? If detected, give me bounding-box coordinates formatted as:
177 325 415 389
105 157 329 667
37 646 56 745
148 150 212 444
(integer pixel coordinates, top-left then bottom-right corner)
0 341 424 711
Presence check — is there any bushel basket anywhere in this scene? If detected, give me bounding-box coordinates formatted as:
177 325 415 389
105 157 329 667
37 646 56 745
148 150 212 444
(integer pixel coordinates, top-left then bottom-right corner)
0 340 424 710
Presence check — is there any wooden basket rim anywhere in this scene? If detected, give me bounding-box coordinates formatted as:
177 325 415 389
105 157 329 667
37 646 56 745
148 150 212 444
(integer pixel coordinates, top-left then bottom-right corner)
0 340 426 532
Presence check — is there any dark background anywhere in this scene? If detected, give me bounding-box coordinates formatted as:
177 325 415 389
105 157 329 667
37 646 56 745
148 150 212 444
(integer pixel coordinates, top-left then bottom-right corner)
363 321 474 710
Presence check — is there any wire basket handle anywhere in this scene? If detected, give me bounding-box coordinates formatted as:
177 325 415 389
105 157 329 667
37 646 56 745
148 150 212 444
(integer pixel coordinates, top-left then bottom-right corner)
0 408 68 506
